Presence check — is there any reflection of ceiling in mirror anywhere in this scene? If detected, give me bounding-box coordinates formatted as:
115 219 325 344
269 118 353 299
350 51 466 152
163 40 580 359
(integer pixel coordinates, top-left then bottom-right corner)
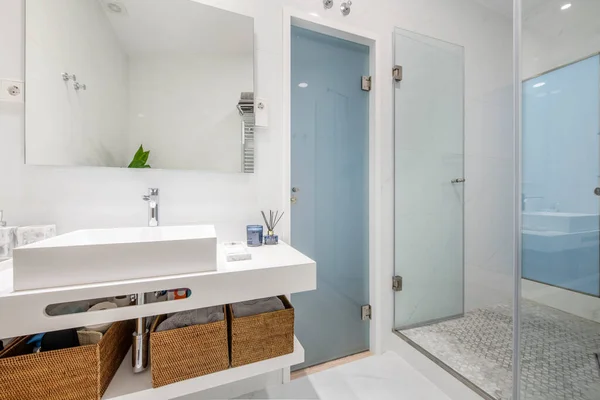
97 0 254 56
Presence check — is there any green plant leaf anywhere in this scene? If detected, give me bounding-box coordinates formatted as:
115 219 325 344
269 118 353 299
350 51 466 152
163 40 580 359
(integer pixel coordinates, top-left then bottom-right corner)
128 145 151 168
134 145 144 158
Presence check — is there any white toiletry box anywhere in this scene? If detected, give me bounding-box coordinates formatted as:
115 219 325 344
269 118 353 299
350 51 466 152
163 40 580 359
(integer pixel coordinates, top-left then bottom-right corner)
12 225 217 290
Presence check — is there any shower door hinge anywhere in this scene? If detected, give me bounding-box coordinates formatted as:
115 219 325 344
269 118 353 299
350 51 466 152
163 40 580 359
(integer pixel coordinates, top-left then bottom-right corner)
361 76 372 91
392 276 403 292
393 65 403 82
361 304 372 320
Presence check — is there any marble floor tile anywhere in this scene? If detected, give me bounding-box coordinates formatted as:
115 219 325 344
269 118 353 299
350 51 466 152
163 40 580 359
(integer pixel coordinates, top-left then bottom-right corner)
238 352 452 400
400 300 600 400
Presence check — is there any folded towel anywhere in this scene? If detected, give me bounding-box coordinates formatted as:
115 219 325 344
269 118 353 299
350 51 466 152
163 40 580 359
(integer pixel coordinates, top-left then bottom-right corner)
77 330 103 345
15 225 56 247
0 227 16 258
156 306 224 332
231 297 285 318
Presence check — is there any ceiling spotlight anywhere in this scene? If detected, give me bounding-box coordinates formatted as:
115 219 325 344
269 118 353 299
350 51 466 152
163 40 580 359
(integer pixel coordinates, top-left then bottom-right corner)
340 0 352 16
323 0 333 10
561 3 572 10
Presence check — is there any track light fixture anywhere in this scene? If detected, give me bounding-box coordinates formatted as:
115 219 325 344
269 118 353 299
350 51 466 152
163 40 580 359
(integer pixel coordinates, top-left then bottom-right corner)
340 0 352 16
323 0 352 16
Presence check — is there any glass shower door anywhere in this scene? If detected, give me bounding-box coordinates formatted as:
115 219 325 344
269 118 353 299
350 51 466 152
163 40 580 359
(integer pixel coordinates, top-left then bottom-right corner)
393 28 465 329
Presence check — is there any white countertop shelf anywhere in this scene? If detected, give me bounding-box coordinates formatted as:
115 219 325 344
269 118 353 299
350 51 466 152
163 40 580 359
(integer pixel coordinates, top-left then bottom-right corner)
0 243 316 338
103 337 304 400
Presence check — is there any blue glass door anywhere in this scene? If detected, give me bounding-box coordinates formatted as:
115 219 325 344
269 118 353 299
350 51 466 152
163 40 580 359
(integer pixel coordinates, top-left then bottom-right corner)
290 26 370 369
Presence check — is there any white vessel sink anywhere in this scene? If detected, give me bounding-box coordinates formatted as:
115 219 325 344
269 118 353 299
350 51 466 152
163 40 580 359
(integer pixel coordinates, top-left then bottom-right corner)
12 225 217 291
522 212 599 233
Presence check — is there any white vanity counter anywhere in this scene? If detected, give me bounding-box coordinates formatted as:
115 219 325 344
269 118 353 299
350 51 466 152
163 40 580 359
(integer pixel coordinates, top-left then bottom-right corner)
0 242 316 338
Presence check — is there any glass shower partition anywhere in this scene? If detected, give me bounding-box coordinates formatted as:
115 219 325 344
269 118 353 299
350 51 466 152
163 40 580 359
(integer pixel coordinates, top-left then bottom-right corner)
393 28 465 330
522 54 600 296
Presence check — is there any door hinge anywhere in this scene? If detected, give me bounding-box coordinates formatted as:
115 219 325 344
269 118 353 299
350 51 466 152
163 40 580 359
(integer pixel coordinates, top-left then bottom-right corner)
392 276 403 292
361 76 372 91
393 65 403 82
361 304 372 320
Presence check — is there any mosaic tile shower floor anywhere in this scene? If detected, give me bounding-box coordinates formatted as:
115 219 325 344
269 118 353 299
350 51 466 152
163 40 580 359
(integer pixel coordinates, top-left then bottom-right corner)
400 301 600 400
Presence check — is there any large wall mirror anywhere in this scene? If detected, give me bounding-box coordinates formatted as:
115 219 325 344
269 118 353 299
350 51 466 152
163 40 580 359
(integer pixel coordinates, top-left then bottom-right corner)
25 0 255 173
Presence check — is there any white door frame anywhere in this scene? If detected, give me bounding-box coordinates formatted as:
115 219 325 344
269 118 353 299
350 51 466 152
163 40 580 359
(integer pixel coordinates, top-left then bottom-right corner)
281 8 384 360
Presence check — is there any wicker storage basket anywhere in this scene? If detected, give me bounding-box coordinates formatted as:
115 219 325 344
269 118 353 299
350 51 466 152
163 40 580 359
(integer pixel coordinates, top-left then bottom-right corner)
228 295 294 367
149 306 229 388
0 319 134 400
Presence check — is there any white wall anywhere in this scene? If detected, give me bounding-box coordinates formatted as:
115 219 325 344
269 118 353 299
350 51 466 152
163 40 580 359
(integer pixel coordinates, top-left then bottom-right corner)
126 53 252 172
0 0 514 394
24 0 129 167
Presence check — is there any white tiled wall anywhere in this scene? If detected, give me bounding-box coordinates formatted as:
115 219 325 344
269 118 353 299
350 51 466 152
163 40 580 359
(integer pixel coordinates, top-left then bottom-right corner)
0 0 515 369
126 53 253 172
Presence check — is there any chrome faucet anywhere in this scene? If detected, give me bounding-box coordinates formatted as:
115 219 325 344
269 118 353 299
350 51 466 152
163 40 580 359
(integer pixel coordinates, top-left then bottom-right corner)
142 188 159 227
522 194 543 211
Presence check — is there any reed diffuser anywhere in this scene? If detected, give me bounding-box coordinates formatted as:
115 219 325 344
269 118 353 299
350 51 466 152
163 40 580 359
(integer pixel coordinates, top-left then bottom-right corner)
261 210 283 245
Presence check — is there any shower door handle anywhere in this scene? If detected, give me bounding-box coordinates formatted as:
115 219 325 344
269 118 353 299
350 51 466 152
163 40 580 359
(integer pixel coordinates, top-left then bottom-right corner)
451 178 466 184
594 187 600 196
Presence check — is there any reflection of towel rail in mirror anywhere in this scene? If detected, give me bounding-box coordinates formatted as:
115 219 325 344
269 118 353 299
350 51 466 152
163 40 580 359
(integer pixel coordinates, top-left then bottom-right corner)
238 92 255 173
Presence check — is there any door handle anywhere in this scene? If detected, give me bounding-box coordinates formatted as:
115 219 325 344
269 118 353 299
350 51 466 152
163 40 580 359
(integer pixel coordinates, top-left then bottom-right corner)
451 178 466 184
594 188 600 196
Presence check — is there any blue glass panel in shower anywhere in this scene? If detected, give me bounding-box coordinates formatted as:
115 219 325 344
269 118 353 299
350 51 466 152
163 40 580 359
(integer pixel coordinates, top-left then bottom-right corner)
522 55 600 296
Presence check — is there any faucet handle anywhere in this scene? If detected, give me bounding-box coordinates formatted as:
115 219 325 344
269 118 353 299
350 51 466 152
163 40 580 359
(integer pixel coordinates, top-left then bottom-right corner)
142 195 151 201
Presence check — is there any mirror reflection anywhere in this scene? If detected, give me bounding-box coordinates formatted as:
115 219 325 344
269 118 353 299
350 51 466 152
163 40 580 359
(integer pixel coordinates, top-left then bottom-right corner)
25 0 255 172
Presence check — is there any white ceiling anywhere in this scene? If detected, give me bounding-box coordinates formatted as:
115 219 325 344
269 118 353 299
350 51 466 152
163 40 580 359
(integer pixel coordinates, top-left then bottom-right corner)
98 0 254 56
521 0 600 42
472 0 600 76
473 0 598 20
474 0 600 51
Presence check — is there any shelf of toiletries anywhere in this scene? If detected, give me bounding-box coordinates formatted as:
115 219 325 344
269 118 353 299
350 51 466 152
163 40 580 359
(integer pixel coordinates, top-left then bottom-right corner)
0 242 316 338
103 337 304 400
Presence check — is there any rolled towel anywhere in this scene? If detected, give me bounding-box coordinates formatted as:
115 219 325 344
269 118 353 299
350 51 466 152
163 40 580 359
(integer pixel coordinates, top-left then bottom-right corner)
156 306 224 332
231 297 285 318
